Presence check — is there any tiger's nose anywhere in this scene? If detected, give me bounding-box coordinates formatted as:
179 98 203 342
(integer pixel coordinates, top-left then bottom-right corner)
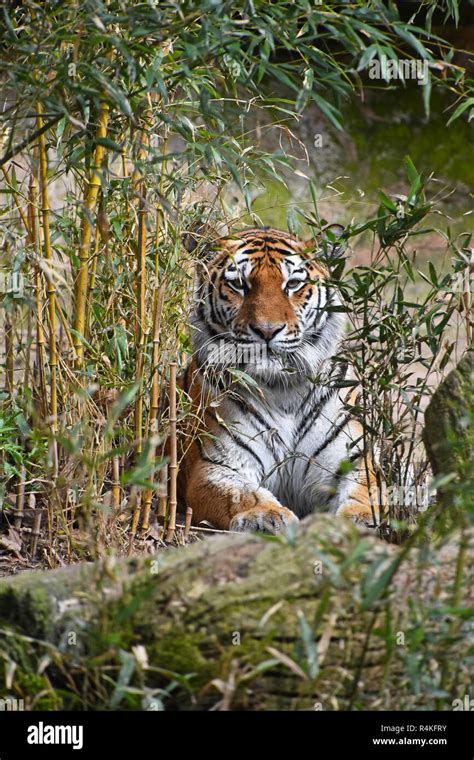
249 323 286 342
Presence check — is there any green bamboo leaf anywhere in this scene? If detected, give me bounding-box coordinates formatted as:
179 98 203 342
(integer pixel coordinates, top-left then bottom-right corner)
446 97 474 126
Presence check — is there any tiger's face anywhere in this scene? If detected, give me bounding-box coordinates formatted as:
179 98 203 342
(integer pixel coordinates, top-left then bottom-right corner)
193 227 345 381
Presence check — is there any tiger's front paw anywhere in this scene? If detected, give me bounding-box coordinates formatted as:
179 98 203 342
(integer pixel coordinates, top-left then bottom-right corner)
230 504 299 535
337 503 377 529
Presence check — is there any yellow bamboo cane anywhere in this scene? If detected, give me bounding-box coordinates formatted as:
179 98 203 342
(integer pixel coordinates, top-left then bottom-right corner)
36 102 58 472
135 182 147 456
5 161 75 360
140 274 166 536
73 102 109 366
140 137 167 535
28 170 48 420
4 319 13 395
165 362 178 542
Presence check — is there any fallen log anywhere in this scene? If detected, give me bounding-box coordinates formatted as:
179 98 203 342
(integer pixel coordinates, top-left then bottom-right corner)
0 514 472 710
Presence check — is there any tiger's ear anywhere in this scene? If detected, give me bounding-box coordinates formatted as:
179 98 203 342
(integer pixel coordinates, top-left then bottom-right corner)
322 224 346 256
182 222 213 255
182 222 238 259
302 224 347 263
183 226 241 262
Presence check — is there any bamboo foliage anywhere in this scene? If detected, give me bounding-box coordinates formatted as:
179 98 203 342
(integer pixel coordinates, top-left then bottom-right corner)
1 166 29 231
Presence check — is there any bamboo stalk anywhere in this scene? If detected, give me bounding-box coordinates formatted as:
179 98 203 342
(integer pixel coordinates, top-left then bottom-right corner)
165 362 178 542
73 102 109 366
140 273 166 536
157 462 168 523
4 319 13 395
116 146 129 330
148 285 166 432
29 493 42 557
138 128 166 536
121 147 128 178
28 169 48 419
184 503 193 539
174 522 234 535
86 221 101 340
128 488 141 554
5 163 75 359
36 101 58 474
14 465 26 530
437 518 469 705
23 301 33 395
112 455 121 513
134 183 147 456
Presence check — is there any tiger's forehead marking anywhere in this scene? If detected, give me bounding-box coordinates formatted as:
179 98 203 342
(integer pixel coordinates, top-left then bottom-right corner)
226 250 305 281
207 229 329 282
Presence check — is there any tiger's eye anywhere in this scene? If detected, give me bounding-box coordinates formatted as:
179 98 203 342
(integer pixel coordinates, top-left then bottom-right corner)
227 279 249 295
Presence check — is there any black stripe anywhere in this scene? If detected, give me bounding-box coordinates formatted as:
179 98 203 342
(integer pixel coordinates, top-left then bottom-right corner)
296 361 348 441
310 307 333 340
184 363 191 390
296 386 338 442
217 282 229 301
197 305 220 338
333 450 364 480
216 283 230 324
298 381 317 413
326 450 365 504
206 409 266 475
197 448 242 476
237 247 262 255
229 395 288 455
233 435 265 475
311 286 322 327
229 394 273 433
260 235 294 245
207 281 221 327
303 413 353 479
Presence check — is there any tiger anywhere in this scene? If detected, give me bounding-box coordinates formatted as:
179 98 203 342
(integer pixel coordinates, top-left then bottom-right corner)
175 225 378 534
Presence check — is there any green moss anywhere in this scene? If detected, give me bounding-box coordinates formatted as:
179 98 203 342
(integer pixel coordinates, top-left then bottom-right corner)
345 86 474 202
0 627 64 708
151 629 214 680
243 85 474 236
0 585 54 639
248 179 293 230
